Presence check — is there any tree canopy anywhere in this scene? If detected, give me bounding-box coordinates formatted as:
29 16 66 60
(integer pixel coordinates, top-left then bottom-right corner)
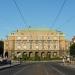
70 43 75 57
0 41 4 57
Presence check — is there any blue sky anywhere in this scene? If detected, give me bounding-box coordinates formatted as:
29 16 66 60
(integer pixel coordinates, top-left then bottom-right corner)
0 0 75 40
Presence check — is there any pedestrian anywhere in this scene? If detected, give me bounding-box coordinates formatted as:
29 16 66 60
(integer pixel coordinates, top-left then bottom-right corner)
67 57 70 64
62 57 65 65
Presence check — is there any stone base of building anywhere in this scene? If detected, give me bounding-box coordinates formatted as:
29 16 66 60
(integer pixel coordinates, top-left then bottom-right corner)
6 50 67 60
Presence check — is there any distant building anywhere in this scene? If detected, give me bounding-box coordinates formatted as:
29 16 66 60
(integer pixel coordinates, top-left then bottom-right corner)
4 28 70 59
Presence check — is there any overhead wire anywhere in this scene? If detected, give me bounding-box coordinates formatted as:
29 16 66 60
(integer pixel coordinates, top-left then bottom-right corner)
12 0 27 26
57 16 75 29
51 0 68 28
62 16 75 25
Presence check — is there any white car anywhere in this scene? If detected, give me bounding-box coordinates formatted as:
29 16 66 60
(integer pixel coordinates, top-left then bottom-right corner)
0 57 3 62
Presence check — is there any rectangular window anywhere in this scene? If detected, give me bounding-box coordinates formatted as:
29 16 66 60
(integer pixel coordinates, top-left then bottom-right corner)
30 45 32 49
54 45 57 49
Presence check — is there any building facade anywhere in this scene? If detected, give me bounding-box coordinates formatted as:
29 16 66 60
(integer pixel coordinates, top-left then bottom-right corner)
4 28 69 59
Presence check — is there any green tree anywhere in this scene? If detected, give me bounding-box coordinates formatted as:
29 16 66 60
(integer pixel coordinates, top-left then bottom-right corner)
70 43 75 57
22 54 28 60
0 41 4 57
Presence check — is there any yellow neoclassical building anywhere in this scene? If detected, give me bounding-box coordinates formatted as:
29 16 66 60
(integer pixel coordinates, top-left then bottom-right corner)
4 28 69 59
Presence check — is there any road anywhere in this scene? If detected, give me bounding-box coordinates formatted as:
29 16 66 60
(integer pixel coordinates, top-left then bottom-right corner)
0 62 75 75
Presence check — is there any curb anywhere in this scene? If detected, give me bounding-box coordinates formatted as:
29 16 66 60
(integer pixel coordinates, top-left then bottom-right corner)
0 63 20 70
58 63 75 69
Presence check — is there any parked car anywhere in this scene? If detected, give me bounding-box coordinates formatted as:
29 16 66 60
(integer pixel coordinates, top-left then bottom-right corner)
0 57 3 65
0 57 11 65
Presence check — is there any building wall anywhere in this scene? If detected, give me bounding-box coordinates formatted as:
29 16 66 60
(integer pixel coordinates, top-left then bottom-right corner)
4 29 70 58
